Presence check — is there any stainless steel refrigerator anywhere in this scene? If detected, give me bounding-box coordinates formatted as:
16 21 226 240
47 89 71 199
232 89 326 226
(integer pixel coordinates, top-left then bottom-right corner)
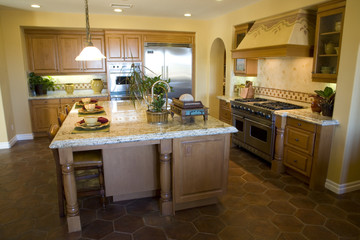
144 43 192 99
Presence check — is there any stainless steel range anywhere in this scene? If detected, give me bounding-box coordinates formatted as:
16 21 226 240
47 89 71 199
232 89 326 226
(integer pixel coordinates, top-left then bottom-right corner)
231 98 302 162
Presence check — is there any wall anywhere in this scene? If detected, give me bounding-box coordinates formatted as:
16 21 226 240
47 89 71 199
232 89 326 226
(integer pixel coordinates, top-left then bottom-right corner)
0 16 15 144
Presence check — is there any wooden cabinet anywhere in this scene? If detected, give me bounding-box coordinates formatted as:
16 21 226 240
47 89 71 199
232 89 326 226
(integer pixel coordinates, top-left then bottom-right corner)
29 99 61 136
233 23 257 76
26 34 59 74
312 0 345 83
219 99 232 125
173 134 229 210
105 32 142 62
25 30 106 74
283 117 335 189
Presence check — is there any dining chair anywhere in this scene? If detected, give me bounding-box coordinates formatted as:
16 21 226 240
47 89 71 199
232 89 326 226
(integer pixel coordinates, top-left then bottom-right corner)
57 107 67 126
48 124 106 217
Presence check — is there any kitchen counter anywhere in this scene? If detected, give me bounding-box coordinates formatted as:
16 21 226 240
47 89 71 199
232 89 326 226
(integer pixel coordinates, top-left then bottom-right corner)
51 100 237 233
274 108 339 126
29 89 109 100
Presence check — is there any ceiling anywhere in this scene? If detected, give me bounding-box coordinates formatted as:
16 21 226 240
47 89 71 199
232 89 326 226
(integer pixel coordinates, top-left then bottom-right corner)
0 0 260 19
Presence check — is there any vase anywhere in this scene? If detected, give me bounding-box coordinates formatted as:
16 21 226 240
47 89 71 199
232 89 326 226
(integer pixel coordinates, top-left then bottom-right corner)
91 79 104 93
321 103 334 117
64 83 74 94
311 96 322 113
34 84 47 95
324 42 335 54
146 110 169 124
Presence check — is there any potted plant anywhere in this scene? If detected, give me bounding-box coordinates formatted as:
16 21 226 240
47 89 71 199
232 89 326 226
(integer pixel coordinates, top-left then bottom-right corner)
314 86 335 117
28 72 57 95
127 64 172 123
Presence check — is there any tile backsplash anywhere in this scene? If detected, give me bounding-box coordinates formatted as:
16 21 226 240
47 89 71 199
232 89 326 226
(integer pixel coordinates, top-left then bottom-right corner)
231 57 336 103
46 74 107 90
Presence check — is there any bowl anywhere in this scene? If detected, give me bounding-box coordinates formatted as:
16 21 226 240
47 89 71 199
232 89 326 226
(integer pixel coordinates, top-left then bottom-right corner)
84 103 96 111
321 66 332 74
82 98 91 104
84 116 98 126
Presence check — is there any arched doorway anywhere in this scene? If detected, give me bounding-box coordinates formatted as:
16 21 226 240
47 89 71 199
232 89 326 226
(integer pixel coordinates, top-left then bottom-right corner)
209 38 226 119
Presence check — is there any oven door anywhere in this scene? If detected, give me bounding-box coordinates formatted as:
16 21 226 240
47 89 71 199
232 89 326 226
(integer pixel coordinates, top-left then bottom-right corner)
109 74 130 93
245 118 273 156
232 113 245 142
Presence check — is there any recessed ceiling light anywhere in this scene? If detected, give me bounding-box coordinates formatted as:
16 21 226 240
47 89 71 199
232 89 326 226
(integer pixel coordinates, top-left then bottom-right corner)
184 13 191 17
114 8 122 13
216 0 223 2
110 4 133 9
31 4 40 8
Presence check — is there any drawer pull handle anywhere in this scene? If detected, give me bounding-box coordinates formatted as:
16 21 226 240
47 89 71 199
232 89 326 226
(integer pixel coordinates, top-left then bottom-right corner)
294 160 297 163
295 138 299 142
298 123 302 126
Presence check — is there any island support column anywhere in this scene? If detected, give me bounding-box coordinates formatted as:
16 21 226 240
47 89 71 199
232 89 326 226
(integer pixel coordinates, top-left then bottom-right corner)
59 148 81 233
272 115 287 173
159 139 173 215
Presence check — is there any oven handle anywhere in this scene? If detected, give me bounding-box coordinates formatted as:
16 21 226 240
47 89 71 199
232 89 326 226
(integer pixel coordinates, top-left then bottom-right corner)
245 117 272 129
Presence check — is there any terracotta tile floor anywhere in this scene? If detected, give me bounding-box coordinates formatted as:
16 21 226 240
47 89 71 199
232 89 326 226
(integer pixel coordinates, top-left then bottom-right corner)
1 138 360 240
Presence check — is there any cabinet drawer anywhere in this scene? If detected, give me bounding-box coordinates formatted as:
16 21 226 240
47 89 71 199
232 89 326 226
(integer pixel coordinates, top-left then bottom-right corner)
61 98 78 105
285 126 315 155
284 146 312 177
219 108 232 124
30 99 60 105
287 118 316 132
220 99 231 110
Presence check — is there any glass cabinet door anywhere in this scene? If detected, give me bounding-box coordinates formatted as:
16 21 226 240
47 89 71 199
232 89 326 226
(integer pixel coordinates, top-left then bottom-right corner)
312 1 345 83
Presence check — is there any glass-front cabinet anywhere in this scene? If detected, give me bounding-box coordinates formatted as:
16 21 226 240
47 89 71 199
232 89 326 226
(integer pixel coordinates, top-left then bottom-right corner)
312 0 345 83
233 22 257 77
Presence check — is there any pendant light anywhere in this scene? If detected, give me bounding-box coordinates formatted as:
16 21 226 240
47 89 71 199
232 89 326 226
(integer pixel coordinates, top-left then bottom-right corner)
75 0 106 61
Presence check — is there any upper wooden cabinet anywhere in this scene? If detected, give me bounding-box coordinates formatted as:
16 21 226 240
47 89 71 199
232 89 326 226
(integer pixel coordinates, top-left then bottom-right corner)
26 34 59 74
312 0 345 83
233 23 257 76
25 29 106 74
105 31 142 62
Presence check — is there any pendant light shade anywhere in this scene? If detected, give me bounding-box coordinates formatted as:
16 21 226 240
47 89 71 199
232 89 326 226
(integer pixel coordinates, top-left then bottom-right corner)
76 0 106 61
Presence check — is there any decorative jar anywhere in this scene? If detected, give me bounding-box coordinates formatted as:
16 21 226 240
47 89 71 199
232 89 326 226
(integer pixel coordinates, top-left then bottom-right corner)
91 79 104 93
64 83 74 94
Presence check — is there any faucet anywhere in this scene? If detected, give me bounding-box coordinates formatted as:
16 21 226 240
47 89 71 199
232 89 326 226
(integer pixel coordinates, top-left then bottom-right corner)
151 80 171 110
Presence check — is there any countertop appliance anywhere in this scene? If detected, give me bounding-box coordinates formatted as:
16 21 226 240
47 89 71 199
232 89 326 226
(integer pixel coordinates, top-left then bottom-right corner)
144 43 192 99
108 62 141 100
230 98 303 162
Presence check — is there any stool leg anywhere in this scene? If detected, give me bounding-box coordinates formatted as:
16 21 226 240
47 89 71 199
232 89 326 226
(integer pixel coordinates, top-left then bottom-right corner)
98 166 106 208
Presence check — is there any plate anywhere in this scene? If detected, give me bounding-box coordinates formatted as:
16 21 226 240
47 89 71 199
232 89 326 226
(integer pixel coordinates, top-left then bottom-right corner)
75 121 110 130
78 107 104 114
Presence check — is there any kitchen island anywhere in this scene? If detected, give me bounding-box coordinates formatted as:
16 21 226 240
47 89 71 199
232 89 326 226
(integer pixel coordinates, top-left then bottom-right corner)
49 100 237 232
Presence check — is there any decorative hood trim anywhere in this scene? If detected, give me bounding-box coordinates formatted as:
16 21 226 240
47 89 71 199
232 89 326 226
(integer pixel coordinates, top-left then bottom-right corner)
232 9 316 58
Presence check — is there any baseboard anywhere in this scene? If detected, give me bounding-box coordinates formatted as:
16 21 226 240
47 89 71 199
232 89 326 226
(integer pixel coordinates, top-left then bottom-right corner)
0 133 34 149
325 179 360 194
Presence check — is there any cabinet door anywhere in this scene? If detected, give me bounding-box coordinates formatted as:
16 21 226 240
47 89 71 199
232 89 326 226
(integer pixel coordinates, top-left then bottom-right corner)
58 35 83 72
83 35 106 72
124 35 142 61
106 35 124 61
173 134 229 204
312 2 345 83
26 34 59 74
284 146 313 177
30 99 61 133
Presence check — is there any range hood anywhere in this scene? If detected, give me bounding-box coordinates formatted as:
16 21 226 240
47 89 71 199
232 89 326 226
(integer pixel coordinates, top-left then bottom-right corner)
232 9 316 58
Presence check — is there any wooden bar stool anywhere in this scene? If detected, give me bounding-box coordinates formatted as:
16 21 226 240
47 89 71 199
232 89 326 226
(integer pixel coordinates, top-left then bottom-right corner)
48 124 106 217
57 107 67 126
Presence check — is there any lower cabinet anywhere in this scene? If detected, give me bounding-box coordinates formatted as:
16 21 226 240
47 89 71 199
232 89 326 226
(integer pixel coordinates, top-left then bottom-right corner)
283 117 335 189
29 99 61 136
172 134 230 210
219 99 232 125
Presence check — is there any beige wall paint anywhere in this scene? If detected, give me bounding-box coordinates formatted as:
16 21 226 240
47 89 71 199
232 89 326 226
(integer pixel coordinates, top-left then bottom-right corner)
327 0 360 184
0 16 15 142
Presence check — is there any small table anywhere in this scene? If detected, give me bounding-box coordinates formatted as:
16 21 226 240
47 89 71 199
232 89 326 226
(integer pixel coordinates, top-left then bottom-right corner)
170 104 208 122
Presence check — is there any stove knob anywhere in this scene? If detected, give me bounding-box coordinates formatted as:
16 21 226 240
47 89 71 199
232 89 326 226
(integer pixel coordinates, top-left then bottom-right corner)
251 109 255 113
266 114 271 119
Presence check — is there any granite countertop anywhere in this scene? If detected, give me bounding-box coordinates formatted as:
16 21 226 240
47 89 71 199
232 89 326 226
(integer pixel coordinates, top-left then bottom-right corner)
274 108 339 126
49 100 238 149
29 90 109 100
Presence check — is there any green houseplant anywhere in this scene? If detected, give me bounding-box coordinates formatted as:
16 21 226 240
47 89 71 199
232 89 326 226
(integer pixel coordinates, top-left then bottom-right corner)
314 86 335 117
28 72 57 95
127 64 172 123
